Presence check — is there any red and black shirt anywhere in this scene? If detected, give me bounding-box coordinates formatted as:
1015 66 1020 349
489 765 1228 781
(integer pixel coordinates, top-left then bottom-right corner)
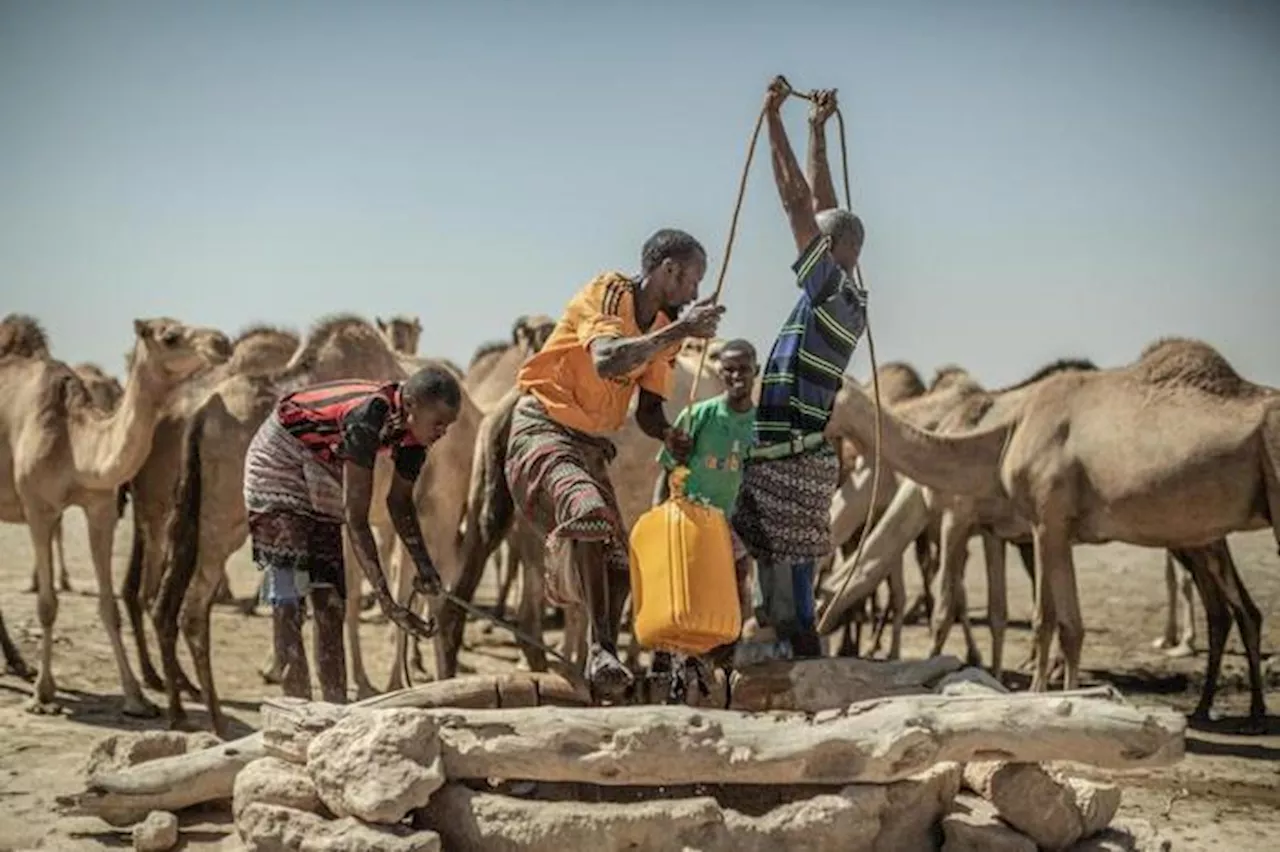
276 380 426 481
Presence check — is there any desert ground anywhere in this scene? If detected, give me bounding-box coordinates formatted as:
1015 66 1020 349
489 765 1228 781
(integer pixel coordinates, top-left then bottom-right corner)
0 512 1277 850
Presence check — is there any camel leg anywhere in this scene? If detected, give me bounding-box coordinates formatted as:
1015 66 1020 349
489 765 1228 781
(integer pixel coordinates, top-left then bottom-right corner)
1152 553 1182 652
1036 525 1083 692
0 605 33 680
980 531 1008 679
883 555 905 660
122 521 163 691
1028 528 1059 693
515 542 549 672
1177 548 1230 723
133 515 200 698
1200 540 1266 726
85 498 158 717
1174 559 1198 655
1154 552 1197 658
176 559 226 736
22 503 62 713
493 541 522 624
56 514 73 592
930 510 981 667
386 543 418 693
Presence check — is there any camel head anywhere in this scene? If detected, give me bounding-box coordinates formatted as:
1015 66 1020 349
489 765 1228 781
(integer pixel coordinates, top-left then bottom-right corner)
511 314 556 354
130 318 232 385
376 315 423 356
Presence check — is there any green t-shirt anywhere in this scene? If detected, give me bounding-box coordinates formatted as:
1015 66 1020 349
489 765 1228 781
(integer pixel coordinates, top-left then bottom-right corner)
657 395 757 516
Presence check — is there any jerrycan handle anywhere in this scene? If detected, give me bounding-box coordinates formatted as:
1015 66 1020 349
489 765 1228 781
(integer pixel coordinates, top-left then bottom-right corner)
667 465 691 501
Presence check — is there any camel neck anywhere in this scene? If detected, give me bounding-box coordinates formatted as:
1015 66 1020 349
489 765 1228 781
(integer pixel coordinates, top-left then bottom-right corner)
70 352 165 490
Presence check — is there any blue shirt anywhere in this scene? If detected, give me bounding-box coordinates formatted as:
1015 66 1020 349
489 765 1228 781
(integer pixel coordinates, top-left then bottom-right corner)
755 234 868 444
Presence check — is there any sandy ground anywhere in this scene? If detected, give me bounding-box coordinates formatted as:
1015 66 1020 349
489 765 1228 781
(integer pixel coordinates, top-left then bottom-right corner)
0 511 1277 851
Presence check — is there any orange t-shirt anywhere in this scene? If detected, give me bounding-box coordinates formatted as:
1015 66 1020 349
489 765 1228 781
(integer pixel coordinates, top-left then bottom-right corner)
517 272 680 436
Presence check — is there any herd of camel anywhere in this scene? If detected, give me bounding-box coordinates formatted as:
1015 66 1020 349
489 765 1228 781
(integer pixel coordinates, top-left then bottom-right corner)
0 309 1276 738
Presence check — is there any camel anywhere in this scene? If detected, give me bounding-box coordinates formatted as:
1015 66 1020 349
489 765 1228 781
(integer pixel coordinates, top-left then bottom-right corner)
376 315 422 357
817 361 941 661
0 317 232 716
150 315 480 734
40 364 130 593
0 315 133 594
121 324 301 698
437 346 727 680
824 338 1276 725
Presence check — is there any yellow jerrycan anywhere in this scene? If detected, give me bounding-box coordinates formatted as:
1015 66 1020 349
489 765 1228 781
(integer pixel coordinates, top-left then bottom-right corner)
629 466 743 655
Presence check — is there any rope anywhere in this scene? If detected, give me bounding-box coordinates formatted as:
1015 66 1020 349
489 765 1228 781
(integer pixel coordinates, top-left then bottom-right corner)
683 104 768 409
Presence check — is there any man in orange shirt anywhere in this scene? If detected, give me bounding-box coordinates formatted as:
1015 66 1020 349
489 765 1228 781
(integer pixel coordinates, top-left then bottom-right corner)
507 229 723 695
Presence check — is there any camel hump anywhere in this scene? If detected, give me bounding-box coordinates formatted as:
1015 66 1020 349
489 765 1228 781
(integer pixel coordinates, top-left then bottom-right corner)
872 361 927 401
0 313 50 358
1135 337 1262 398
233 323 300 350
286 313 385 372
928 364 974 392
469 339 511 367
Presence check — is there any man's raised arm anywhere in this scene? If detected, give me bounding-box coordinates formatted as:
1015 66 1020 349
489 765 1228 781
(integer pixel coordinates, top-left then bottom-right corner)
765 76 820 252
806 89 840 214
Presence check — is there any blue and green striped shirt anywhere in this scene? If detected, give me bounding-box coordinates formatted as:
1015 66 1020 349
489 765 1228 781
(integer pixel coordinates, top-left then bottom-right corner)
755 234 868 445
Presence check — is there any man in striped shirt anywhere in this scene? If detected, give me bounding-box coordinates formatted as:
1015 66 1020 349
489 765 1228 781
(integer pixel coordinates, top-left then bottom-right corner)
733 77 869 662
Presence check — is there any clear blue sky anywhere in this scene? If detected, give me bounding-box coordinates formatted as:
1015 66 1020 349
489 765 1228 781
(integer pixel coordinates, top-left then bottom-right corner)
3 0 1278 386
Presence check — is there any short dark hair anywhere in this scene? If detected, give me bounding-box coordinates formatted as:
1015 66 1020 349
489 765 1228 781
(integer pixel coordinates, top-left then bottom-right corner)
719 338 757 362
641 229 706 275
402 364 461 410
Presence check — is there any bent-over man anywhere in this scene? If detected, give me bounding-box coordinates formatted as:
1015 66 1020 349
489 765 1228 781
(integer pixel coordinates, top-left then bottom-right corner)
733 78 870 661
244 365 461 701
507 228 723 695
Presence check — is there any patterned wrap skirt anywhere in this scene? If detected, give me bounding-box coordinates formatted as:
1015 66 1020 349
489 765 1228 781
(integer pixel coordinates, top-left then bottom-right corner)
243 412 347 602
733 442 841 566
504 394 627 608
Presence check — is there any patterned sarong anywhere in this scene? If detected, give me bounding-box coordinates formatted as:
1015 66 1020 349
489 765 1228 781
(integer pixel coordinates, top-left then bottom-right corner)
733 443 841 566
504 394 627 607
243 413 346 600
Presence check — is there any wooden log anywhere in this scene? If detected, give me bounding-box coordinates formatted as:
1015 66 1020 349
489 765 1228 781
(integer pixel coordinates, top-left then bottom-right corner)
262 674 590 762
727 655 965 712
418 688 1183 786
56 733 267 827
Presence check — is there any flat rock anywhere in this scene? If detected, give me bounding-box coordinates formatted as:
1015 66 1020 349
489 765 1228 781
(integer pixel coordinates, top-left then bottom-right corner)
236 802 440 852
233 757 324 821
933 667 1009 697
964 762 1121 850
941 795 1036 852
307 709 444 824
132 810 179 852
421 767 961 852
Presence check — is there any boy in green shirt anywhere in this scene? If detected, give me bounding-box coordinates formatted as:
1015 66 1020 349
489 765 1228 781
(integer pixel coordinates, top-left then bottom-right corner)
652 339 759 671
